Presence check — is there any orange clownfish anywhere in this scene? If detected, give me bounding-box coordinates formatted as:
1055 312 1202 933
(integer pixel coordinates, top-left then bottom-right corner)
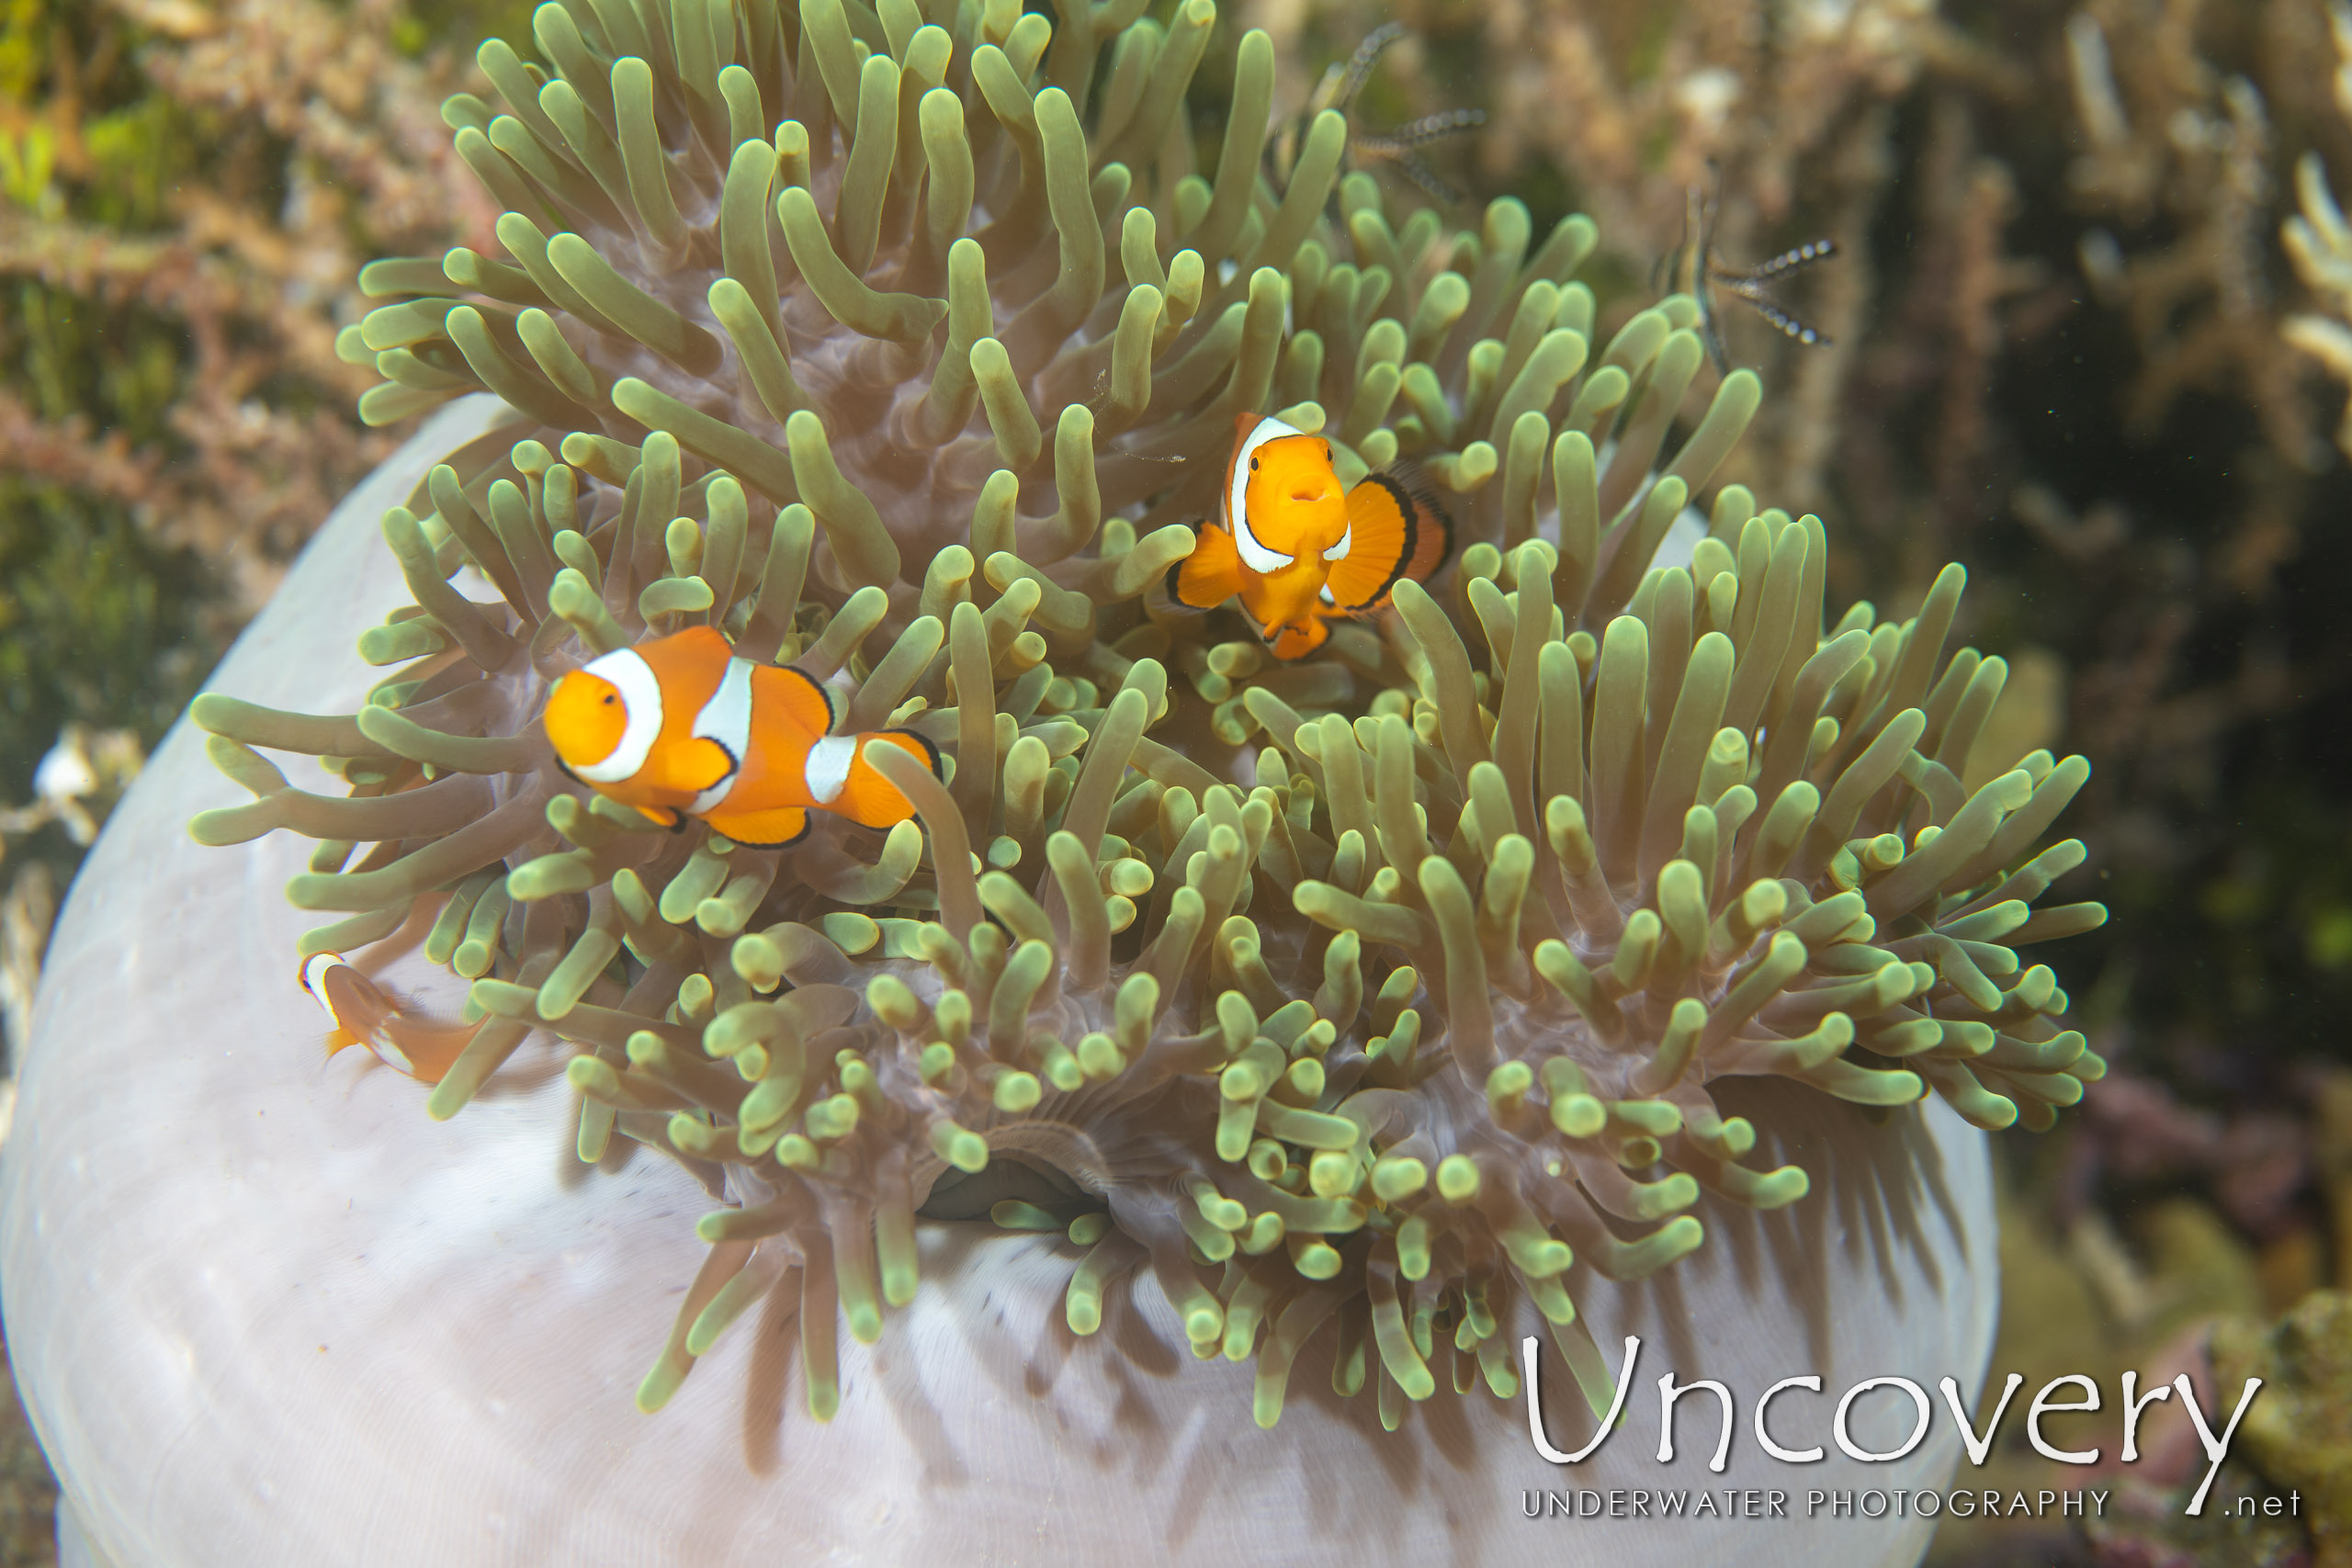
300 952 481 1084
541 626 942 848
1165 412 1453 660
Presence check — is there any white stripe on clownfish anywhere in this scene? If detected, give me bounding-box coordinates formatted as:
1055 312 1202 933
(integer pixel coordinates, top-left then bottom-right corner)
300 952 418 1074
1227 416 1303 574
804 735 859 804
684 657 865 812
571 647 664 784
300 952 348 1021
686 657 755 816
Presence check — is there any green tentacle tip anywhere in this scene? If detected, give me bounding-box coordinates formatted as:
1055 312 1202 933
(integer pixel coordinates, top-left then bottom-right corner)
930 1122 989 1173
634 1355 691 1415
1369 1156 1427 1202
992 1070 1042 1112
1434 1156 1481 1202
1066 1270 1104 1335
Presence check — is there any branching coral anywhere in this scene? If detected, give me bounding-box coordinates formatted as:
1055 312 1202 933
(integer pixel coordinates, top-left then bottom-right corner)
1408 0 2024 516
2283 3 2352 459
182 0 2104 1435
0 0 496 605
2066 0 2322 468
0 0 499 1013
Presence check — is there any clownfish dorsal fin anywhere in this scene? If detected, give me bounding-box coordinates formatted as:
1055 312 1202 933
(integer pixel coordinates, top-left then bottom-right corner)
763 662 838 739
655 625 735 662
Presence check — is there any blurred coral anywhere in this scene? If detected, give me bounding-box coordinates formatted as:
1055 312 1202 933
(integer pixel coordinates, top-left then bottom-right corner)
0 0 497 604
2067 0 2321 470
0 0 501 1091
2211 1290 2352 1567
2285 4 2352 458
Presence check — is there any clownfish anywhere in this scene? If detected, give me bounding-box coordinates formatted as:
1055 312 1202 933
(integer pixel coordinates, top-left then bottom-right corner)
300 952 481 1084
1164 413 1452 660
541 626 942 847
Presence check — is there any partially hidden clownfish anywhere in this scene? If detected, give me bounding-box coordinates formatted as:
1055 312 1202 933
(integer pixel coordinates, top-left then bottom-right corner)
541 625 942 847
299 952 481 1084
1162 412 1453 660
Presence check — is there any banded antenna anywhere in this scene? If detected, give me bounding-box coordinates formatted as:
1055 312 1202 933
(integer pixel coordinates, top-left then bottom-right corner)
1267 23 1487 208
1657 164 1838 373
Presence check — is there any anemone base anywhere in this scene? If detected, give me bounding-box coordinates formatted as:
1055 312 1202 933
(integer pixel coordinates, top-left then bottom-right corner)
1 399 1999 1567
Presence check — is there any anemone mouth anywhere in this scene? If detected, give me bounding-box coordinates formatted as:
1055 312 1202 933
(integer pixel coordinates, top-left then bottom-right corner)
173 0 2105 1447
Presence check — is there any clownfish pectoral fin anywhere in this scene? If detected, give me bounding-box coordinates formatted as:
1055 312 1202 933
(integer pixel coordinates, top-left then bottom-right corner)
637 804 683 829
1323 472 1454 612
697 802 811 848
1268 618 1332 661
820 729 940 829
1168 523 1245 612
657 735 736 796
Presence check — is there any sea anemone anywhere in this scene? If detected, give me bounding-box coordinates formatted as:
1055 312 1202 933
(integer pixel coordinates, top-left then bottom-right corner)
3 0 2104 1560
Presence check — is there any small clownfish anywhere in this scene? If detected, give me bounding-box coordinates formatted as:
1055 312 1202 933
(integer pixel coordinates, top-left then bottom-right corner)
299 953 481 1084
541 625 943 847
1164 413 1453 660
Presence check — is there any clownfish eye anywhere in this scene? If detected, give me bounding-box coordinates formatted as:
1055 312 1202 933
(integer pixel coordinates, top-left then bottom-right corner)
1250 457 1259 470
602 693 616 705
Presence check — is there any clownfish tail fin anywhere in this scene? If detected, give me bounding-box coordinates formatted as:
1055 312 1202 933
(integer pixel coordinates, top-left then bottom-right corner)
1325 472 1456 613
1398 482 1453 587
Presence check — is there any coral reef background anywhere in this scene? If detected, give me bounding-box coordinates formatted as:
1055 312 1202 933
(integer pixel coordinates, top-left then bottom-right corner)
1 0 2349 1563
